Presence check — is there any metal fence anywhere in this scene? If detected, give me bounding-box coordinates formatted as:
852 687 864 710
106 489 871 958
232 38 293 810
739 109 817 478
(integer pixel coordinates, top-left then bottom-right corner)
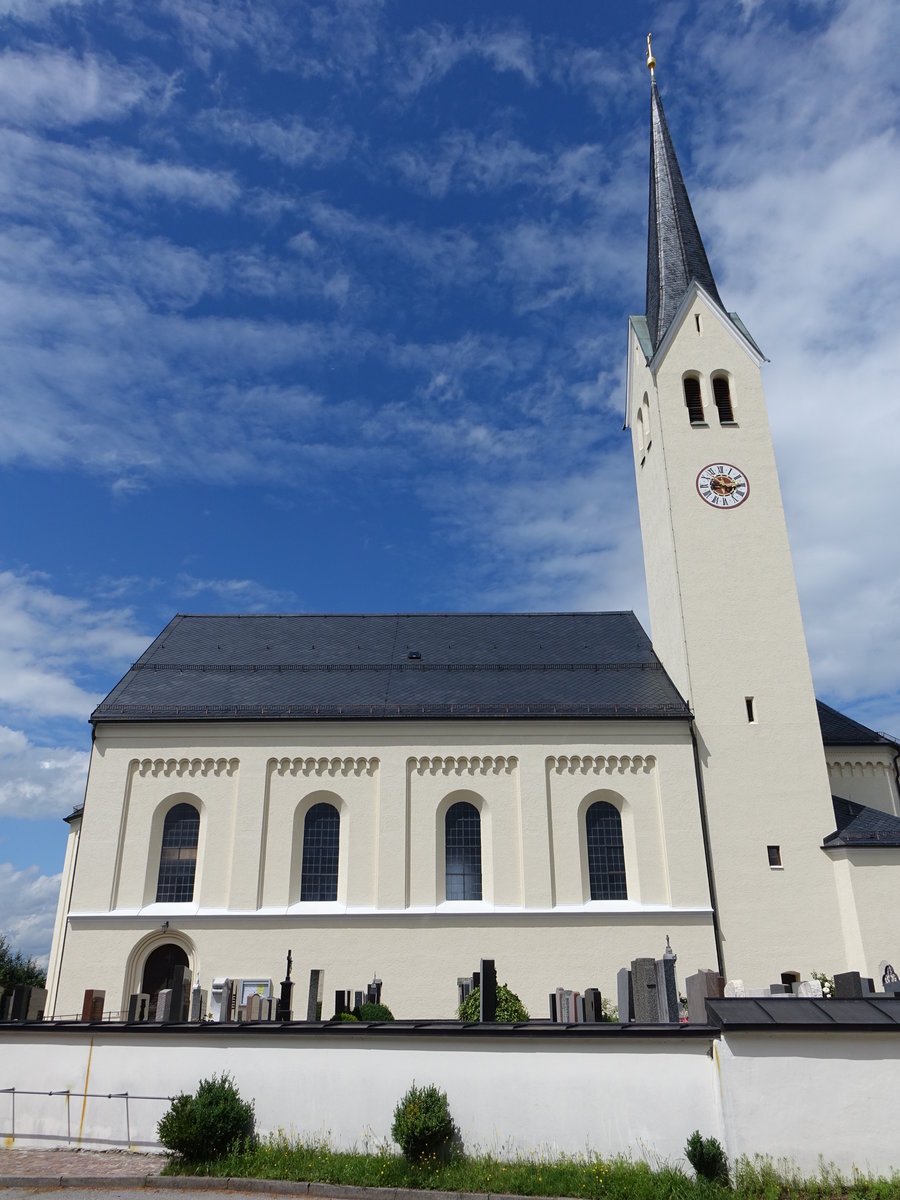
0 1087 171 1148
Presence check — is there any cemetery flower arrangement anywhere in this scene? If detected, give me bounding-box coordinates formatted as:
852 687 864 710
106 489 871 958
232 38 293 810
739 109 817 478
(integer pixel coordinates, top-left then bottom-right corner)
391 1082 456 1162
458 983 529 1022
810 971 835 999
158 1073 257 1161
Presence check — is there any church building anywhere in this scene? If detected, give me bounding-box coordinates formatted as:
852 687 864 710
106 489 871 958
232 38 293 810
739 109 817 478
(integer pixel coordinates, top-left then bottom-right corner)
44 49 900 1021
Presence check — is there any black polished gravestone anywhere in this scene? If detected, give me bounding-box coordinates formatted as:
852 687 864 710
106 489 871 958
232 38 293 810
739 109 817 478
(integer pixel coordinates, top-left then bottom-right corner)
584 987 602 1023
168 964 190 1022
0 987 7 1021
334 989 351 1018
479 959 497 1022
11 985 47 1022
127 992 150 1022
834 971 865 999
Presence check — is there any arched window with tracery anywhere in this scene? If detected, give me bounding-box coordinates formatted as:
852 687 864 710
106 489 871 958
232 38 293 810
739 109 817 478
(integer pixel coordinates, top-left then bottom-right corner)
585 801 627 900
156 803 200 902
445 801 482 900
300 802 340 901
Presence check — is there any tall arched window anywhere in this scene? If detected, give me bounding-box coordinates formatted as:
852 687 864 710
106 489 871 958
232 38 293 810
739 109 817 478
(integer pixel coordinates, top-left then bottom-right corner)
712 374 734 422
445 801 482 900
156 803 200 902
300 802 340 901
684 376 704 424
585 801 627 900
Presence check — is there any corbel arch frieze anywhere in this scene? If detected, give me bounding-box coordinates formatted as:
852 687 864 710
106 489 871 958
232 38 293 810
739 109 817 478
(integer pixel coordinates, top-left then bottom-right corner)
134 757 238 778
828 759 889 778
273 756 379 777
411 755 518 776
548 754 656 775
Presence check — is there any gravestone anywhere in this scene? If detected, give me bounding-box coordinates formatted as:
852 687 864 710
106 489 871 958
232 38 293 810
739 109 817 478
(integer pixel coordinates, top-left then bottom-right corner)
458 977 474 1007
0 987 8 1021
584 987 602 1023
656 955 679 1022
353 990 364 1011
11 986 47 1022
885 981 900 997
367 975 382 1004
277 951 294 1021
479 959 497 1022
25 988 46 1022
575 993 585 1023
169 964 190 1022
685 970 724 1024
768 983 791 994
210 978 233 1023
247 993 262 1021
863 977 875 995
127 992 150 1022
795 980 824 998
81 989 105 1022
307 970 324 1021
724 979 746 998
154 988 173 1022
334 989 351 1018
833 971 864 999
548 993 557 1021
616 968 634 1023
631 958 660 1023
190 981 207 1022
879 962 899 990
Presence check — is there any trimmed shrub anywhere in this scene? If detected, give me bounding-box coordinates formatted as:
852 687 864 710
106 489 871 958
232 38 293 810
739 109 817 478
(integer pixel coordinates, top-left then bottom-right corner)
356 1001 394 1021
685 1129 729 1185
391 1082 456 1162
158 1073 256 1161
332 1010 359 1022
458 983 529 1022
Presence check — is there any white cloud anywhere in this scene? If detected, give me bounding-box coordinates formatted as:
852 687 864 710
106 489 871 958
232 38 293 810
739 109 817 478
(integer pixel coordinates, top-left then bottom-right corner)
0 569 150 720
198 108 353 168
391 23 537 96
0 48 161 128
0 860 61 965
0 725 88 819
176 574 297 611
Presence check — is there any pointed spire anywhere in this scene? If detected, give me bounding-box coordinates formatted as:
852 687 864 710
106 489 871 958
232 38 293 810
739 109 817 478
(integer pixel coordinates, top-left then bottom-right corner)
645 50 723 351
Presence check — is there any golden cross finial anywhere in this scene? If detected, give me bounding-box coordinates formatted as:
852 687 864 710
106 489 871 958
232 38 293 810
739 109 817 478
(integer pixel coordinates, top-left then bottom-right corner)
646 32 656 75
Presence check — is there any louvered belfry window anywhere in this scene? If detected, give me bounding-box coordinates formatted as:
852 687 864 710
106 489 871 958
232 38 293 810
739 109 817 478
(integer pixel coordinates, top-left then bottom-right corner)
684 376 704 423
586 801 627 900
156 803 200 902
300 802 340 901
713 375 734 422
445 801 483 900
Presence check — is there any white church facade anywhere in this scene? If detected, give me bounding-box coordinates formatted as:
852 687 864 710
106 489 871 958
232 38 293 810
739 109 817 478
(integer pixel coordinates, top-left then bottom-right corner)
44 57 900 1022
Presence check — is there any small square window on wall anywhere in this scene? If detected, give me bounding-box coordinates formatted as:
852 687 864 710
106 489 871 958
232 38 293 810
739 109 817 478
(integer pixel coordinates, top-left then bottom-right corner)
767 845 782 868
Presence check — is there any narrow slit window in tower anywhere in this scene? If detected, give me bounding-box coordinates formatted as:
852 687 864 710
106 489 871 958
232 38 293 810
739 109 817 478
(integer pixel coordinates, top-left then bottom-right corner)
767 845 782 868
745 696 756 723
713 375 734 422
684 376 704 424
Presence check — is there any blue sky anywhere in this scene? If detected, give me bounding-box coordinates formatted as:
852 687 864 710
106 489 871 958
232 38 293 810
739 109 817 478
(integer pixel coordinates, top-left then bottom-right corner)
1 0 898 962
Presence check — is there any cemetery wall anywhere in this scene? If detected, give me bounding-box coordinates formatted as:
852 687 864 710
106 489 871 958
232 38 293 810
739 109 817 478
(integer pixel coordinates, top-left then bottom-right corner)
2 1026 900 1177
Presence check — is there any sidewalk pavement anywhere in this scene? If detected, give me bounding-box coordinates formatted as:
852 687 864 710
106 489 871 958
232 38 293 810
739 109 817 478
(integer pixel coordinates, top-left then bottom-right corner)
0 1148 164 1178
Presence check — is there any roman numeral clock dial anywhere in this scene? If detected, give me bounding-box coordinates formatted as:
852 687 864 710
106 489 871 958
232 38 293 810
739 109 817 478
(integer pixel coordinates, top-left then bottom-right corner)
696 463 749 509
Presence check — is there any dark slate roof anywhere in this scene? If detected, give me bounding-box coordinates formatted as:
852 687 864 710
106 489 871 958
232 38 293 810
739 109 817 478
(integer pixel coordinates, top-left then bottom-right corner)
816 699 895 746
705 996 900 1030
91 612 692 723
824 795 900 849
646 79 724 351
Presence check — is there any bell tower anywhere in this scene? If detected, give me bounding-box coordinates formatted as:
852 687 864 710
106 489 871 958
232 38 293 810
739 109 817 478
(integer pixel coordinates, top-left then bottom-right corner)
625 39 849 981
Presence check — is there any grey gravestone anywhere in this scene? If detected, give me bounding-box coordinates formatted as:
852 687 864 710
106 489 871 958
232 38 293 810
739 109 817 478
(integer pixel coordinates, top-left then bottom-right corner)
0 987 8 1021
833 971 864 999
458 976 474 1007
584 987 601 1023
190 986 207 1022
23 987 47 1022
685 970 724 1024
768 983 790 994
154 988 173 1022
631 958 660 1023
656 957 679 1022
367 976 382 1004
616 968 634 1022
10 986 30 1021
169 965 190 1022
479 959 497 1022
559 989 572 1022
575 993 585 1023
863 977 875 995
724 979 746 997
795 980 824 998
885 982 900 997
127 992 150 1022
307 970 324 1021
81 989 105 1022
210 978 232 1022
353 990 364 1011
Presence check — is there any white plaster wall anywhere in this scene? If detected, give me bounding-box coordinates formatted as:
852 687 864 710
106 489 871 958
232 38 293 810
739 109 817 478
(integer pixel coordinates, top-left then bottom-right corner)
827 848 900 979
626 293 851 983
51 718 717 1020
717 1032 900 1177
0 1028 719 1162
826 749 899 816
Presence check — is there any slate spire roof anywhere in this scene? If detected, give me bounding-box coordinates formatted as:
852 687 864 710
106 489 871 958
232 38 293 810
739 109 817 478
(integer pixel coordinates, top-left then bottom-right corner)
646 76 724 351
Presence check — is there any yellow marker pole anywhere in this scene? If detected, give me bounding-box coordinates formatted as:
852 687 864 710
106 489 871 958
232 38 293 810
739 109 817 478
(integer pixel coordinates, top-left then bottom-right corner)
76 1037 94 1146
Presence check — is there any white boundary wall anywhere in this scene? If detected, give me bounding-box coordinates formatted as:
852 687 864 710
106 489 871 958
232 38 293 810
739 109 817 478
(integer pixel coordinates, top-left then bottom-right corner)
1 1029 899 1178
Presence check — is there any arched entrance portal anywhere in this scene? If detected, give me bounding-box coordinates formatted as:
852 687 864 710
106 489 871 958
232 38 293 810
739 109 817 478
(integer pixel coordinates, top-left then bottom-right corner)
141 943 189 1013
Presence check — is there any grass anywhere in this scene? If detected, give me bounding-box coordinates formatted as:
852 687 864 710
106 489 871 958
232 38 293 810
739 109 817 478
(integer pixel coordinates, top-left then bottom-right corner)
161 1135 900 1199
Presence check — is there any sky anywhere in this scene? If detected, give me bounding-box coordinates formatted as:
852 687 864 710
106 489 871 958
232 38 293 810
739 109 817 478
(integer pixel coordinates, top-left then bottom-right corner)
1 0 898 965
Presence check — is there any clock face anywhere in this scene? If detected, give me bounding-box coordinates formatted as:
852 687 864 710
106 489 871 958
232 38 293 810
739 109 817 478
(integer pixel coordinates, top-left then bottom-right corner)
696 463 749 508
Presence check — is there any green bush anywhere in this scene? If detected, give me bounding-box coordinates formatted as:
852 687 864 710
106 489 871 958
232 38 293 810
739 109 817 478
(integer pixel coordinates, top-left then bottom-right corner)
458 982 529 1022
332 1010 359 1022
684 1129 729 1186
157 1073 256 1161
391 1082 456 1162
356 1001 394 1021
